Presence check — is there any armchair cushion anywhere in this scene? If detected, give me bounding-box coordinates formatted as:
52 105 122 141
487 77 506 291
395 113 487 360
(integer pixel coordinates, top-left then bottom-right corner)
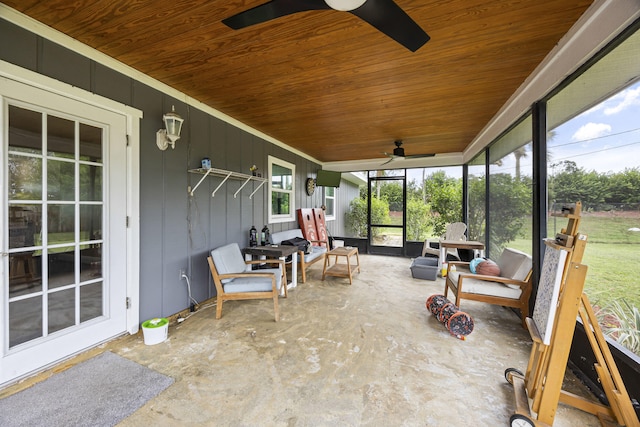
224 267 283 293
211 243 248 283
303 246 327 263
449 270 523 299
495 248 532 282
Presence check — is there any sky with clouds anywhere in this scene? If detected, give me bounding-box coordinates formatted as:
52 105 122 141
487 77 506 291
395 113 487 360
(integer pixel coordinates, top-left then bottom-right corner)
399 79 640 185
549 81 640 174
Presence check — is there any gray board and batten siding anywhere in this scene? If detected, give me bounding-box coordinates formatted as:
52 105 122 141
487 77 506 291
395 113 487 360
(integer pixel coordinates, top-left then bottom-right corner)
0 18 357 322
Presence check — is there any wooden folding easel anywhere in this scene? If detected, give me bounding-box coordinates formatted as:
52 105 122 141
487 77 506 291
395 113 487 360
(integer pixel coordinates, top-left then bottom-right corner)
506 202 639 426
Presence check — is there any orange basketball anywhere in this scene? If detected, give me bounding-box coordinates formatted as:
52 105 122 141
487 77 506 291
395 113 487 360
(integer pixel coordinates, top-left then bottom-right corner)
476 260 501 276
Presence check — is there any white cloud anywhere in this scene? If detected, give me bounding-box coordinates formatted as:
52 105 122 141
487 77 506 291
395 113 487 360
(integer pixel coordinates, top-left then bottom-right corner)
571 122 611 142
603 86 640 115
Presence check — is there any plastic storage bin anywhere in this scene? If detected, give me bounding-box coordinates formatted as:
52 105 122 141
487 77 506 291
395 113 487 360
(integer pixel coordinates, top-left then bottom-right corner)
410 257 439 281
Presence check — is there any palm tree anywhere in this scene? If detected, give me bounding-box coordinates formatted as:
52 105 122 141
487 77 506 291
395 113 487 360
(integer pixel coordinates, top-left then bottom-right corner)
514 146 528 181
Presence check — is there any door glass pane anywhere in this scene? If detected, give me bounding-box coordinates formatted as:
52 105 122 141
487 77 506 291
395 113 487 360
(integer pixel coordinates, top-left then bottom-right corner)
9 296 43 347
8 205 42 249
47 204 75 245
9 253 42 297
47 159 75 201
369 173 404 248
370 179 402 225
47 115 75 158
8 154 42 200
80 282 103 322
80 243 102 282
80 164 102 201
80 205 102 242
79 123 102 162
370 226 402 247
8 105 42 154
48 246 76 289
48 288 75 334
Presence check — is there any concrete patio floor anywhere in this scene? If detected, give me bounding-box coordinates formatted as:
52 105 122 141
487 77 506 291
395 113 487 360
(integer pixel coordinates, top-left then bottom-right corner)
3 254 602 426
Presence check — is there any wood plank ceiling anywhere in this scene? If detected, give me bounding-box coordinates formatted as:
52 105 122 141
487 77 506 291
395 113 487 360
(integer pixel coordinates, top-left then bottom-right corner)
4 0 593 165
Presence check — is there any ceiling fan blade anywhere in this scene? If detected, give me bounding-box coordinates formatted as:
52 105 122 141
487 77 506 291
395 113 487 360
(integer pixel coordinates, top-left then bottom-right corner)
381 151 399 165
222 0 331 29
350 0 430 52
381 157 395 166
405 153 435 159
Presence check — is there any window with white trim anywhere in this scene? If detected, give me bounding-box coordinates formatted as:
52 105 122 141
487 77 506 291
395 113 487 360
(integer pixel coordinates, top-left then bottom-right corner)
268 156 295 223
324 186 335 220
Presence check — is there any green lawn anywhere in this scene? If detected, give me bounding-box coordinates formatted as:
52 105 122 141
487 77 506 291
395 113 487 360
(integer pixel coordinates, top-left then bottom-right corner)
509 213 640 310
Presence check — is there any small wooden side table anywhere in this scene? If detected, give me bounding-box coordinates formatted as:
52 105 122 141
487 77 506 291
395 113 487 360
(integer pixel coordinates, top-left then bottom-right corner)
322 246 361 285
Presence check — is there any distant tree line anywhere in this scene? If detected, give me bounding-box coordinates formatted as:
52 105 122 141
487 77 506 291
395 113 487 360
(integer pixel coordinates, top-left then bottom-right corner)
345 164 640 249
550 161 640 209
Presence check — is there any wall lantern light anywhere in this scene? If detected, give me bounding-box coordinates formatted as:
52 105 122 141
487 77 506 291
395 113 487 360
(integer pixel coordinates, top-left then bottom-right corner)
156 105 184 150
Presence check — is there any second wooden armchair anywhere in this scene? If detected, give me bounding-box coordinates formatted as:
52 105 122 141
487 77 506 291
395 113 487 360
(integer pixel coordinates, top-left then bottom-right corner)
444 247 533 326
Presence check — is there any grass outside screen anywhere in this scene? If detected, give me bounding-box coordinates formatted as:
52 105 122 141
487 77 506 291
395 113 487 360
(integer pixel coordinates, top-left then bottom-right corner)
316 170 342 187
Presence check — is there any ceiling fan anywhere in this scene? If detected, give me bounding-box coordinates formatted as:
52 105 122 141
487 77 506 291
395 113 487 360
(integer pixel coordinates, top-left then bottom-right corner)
382 140 434 165
222 0 430 52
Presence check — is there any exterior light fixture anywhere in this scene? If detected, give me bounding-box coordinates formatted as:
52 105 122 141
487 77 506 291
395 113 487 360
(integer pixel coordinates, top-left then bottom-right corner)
156 105 184 150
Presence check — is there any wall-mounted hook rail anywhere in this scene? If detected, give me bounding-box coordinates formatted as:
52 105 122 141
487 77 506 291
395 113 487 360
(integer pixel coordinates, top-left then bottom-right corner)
212 171 233 197
234 176 252 198
188 168 267 199
189 168 213 196
249 181 267 199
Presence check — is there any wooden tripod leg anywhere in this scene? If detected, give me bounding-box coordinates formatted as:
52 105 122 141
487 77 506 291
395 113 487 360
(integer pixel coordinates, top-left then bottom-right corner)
579 294 639 426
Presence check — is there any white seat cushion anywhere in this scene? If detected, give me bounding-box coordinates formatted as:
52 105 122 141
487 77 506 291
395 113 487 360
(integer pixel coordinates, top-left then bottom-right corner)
449 261 525 299
454 275 523 299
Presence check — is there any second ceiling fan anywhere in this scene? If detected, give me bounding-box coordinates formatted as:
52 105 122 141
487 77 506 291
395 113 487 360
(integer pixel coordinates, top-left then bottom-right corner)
382 140 434 165
222 0 430 52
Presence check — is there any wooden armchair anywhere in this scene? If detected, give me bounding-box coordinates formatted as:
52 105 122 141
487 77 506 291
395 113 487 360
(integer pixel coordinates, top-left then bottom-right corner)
208 243 287 321
444 247 533 326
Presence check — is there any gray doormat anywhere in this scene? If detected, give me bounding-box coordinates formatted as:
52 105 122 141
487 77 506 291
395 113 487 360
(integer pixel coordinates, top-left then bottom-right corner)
0 351 174 427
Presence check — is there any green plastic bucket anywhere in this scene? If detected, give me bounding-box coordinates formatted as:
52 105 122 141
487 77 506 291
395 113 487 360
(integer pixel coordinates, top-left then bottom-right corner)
141 318 168 345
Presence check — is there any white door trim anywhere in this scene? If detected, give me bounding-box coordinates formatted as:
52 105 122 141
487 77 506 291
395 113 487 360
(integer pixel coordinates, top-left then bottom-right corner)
0 61 141 338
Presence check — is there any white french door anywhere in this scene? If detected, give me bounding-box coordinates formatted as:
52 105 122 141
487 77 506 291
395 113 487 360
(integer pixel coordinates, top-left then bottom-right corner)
1 76 131 385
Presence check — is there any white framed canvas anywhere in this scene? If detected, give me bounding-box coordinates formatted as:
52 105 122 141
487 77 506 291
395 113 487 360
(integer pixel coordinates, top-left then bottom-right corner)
532 243 569 345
